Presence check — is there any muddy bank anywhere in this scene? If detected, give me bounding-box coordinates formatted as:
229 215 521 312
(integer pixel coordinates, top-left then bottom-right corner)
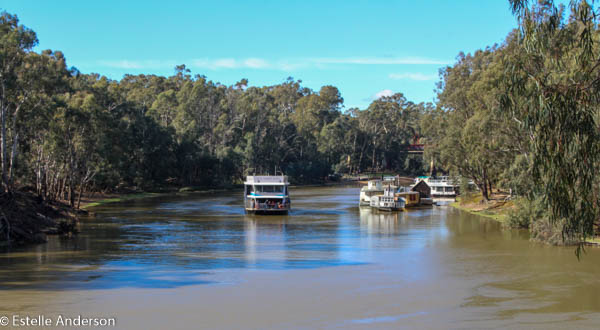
0 191 79 247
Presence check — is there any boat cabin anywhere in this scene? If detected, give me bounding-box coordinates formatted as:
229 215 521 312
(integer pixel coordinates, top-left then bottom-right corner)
414 176 457 197
370 186 405 211
360 180 387 206
411 180 431 198
244 176 290 214
395 191 420 207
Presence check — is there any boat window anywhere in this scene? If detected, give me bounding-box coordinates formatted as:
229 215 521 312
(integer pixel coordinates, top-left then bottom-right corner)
445 187 454 192
256 185 284 193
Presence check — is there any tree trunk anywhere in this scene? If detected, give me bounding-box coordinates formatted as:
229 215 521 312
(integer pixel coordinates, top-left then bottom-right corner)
8 132 18 184
350 134 357 173
0 102 7 192
77 184 85 209
481 169 489 201
6 102 23 189
430 157 435 177
371 139 377 171
69 178 75 207
358 147 365 173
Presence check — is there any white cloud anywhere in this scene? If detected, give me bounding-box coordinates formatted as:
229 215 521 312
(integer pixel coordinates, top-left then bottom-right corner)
315 57 450 65
213 58 237 68
243 58 269 68
389 73 438 81
96 56 450 72
97 60 176 70
374 89 394 99
273 60 306 71
97 60 144 69
190 58 271 70
189 59 210 68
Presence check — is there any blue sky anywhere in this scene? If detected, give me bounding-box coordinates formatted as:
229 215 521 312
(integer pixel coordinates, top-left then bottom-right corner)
2 0 518 109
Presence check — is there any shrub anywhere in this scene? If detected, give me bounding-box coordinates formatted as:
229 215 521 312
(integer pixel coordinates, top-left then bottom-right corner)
506 197 544 229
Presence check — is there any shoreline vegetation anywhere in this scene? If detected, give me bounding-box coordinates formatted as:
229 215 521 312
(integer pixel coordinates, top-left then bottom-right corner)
450 193 511 224
80 178 367 210
0 191 79 247
450 193 600 247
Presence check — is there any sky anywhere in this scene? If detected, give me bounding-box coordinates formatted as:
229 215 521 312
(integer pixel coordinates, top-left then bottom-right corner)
2 0 518 109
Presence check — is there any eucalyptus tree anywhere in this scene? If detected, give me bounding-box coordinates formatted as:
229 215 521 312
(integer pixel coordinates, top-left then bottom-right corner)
505 0 600 248
361 93 418 172
292 86 343 158
318 115 354 170
0 12 40 191
431 45 520 200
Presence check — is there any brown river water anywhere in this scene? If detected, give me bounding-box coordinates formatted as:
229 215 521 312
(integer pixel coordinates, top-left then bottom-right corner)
1 186 600 329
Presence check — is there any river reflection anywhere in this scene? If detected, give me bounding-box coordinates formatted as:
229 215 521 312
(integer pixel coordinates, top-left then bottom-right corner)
0 188 578 291
1 186 600 328
359 207 401 235
0 188 508 291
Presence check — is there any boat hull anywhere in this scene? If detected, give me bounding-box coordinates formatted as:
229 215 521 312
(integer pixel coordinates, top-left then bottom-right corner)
420 198 434 205
372 206 403 212
245 208 289 215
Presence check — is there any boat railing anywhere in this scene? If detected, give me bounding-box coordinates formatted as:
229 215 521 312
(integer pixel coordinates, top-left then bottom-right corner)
246 201 289 210
259 202 289 210
427 179 459 186
250 191 286 196
427 179 447 183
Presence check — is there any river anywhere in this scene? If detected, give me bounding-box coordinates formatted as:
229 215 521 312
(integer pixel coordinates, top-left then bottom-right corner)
1 186 599 329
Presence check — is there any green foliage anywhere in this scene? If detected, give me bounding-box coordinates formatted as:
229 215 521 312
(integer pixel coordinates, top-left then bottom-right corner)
459 175 475 196
507 197 545 229
500 154 534 197
427 45 522 201
424 0 600 248
505 0 600 249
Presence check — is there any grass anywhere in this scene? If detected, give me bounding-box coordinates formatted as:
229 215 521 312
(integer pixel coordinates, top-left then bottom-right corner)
450 194 510 223
81 192 165 209
584 237 600 245
452 194 600 247
80 185 245 209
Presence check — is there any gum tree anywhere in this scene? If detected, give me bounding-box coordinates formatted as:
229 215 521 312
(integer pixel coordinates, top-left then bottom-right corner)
505 0 600 251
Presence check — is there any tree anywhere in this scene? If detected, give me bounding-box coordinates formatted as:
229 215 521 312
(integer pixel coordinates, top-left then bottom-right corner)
505 0 600 249
0 12 38 191
431 46 518 200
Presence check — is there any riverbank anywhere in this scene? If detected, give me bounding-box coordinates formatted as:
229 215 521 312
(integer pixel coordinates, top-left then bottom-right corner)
450 193 600 247
0 191 79 247
79 179 357 210
80 192 174 209
449 193 512 223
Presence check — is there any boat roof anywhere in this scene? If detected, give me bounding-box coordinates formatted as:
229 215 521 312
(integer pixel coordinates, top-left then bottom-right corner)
245 175 289 185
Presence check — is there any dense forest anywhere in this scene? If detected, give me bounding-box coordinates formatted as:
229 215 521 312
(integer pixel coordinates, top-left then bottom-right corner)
426 0 600 248
0 11 427 209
